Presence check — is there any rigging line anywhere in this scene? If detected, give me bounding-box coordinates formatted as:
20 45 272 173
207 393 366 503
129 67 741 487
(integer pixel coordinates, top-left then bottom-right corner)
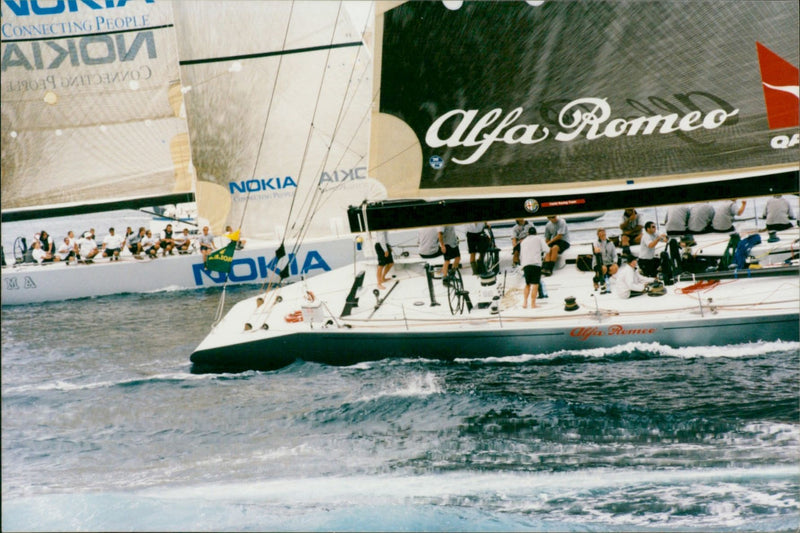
255 1 348 296
238 1 297 232
273 73 375 246
289 37 374 245
289 60 373 241
284 2 368 259
278 1 344 247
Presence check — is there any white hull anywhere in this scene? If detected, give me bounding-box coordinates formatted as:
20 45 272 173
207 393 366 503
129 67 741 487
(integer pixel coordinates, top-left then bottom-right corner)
1 235 360 306
191 237 800 373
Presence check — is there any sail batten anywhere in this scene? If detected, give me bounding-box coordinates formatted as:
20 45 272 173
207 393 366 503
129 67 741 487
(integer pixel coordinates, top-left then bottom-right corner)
179 41 363 66
348 167 799 232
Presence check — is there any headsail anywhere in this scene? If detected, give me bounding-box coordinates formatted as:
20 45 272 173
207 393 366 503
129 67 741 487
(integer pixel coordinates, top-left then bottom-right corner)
1 0 195 222
351 1 799 231
172 1 385 238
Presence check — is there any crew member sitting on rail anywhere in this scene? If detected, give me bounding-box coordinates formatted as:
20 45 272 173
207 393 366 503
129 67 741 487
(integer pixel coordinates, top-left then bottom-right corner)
174 228 193 254
159 224 176 256
619 208 643 248
198 226 215 265
31 240 56 264
101 227 124 261
77 232 99 263
762 194 796 232
127 227 146 259
141 230 160 259
542 215 570 277
56 236 77 265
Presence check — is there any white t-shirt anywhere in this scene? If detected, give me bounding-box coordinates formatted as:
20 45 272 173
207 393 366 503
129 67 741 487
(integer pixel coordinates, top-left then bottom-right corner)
32 247 48 263
520 234 546 267
141 235 158 250
103 233 124 250
613 263 651 299
56 241 74 260
639 231 660 260
463 222 485 234
77 237 97 257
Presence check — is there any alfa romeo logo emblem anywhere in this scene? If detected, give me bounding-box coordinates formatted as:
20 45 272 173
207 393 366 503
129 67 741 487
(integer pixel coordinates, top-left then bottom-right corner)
429 155 444 169
524 199 539 213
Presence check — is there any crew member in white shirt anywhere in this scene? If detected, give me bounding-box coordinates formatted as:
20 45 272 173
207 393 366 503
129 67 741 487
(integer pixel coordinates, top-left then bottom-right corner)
31 240 56 264
519 226 547 308
638 222 668 277
140 230 160 259
101 227 124 261
613 255 654 299
56 236 77 265
77 232 99 263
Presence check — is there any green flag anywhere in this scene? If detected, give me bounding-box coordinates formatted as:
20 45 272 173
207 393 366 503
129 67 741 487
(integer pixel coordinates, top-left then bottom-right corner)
205 229 239 273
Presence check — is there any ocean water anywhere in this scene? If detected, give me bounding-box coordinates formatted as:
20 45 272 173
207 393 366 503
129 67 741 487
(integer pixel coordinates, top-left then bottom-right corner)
2 285 798 532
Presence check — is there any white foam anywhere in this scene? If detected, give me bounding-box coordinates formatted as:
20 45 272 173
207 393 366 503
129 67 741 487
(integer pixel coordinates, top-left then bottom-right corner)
3 372 217 394
356 371 442 402
454 340 800 364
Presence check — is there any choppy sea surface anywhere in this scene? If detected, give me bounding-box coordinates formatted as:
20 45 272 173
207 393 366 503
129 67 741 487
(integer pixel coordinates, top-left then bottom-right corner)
2 203 799 531
2 284 798 532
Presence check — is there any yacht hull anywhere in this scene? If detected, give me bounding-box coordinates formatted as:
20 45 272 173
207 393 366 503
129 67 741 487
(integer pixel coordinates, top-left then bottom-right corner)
190 311 798 373
190 241 799 373
1 236 357 306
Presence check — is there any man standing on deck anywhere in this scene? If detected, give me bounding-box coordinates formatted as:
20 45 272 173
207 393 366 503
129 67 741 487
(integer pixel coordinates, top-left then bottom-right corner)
520 226 547 308
542 215 570 277
438 225 461 283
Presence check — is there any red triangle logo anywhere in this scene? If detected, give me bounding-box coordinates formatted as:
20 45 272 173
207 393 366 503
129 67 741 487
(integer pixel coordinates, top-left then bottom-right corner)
756 42 799 130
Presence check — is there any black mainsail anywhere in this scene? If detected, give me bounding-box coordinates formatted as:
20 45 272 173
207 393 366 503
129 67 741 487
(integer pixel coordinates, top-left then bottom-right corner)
349 1 799 231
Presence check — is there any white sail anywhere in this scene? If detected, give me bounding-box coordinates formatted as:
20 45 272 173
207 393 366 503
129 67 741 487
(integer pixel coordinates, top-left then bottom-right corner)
172 0 385 240
1 0 194 216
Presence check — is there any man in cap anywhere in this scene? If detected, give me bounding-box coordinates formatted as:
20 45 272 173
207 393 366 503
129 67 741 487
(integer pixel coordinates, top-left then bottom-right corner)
612 254 654 299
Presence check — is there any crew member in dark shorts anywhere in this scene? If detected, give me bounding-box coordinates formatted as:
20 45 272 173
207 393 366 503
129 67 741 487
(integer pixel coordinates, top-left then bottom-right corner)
375 231 394 290
542 215 570 276
464 221 489 273
439 225 461 282
159 223 176 256
520 226 547 308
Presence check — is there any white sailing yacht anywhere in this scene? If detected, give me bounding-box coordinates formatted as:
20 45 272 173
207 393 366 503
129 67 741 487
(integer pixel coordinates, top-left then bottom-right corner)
191 0 799 373
1 1 382 305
